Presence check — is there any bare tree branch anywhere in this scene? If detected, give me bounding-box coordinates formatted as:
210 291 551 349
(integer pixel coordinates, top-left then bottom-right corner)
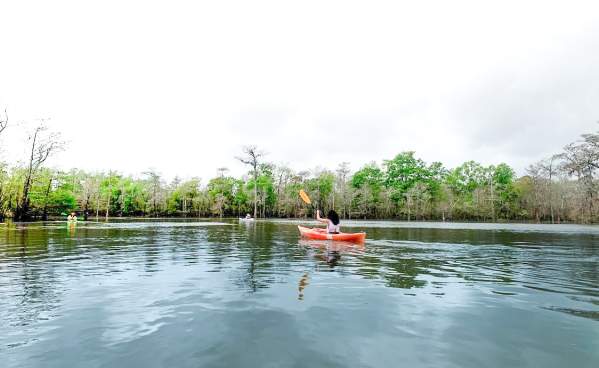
15 121 65 220
556 129 599 222
0 109 7 136
236 145 266 218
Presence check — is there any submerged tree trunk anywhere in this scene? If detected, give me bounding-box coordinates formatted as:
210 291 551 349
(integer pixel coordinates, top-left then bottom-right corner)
42 176 53 221
254 172 258 218
549 158 555 224
16 130 38 221
237 146 264 219
83 193 90 221
490 181 496 222
15 125 62 221
119 183 126 217
105 173 112 220
16 181 32 221
96 194 100 219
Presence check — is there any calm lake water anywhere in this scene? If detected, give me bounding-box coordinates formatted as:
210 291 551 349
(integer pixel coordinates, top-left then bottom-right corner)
1 219 598 368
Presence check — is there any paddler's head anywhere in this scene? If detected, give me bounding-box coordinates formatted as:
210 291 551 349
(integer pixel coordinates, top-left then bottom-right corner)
327 210 340 225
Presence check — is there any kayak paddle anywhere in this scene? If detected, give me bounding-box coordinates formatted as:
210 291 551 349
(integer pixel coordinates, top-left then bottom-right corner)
300 189 322 218
299 189 311 205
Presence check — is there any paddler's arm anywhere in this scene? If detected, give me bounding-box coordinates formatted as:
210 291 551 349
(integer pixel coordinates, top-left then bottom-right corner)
315 210 329 224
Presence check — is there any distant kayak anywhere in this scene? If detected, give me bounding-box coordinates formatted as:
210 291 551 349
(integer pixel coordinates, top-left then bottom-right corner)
298 226 366 243
239 218 255 222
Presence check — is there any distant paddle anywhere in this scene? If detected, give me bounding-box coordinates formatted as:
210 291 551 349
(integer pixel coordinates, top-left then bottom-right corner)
299 189 311 205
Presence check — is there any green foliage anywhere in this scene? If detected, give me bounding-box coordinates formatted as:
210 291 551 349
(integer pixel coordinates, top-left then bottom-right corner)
351 163 384 216
208 175 236 216
305 171 334 207
0 156 524 221
0 135 594 222
48 189 77 212
383 152 447 208
446 161 486 195
352 163 384 192
384 152 428 201
232 179 250 214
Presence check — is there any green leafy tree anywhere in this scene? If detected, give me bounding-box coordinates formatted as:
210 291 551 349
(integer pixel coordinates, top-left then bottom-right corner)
207 175 235 217
384 152 428 203
491 163 518 218
383 152 445 218
351 163 384 217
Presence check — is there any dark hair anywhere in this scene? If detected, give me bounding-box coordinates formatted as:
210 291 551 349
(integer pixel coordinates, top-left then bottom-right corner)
327 210 340 225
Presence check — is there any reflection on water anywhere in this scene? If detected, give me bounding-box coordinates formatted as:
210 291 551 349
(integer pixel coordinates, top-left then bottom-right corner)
298 272 309 300
299 239 365 268
0 220 598 368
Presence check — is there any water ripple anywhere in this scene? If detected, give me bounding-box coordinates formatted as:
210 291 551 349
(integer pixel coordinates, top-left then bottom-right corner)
0 220 598 367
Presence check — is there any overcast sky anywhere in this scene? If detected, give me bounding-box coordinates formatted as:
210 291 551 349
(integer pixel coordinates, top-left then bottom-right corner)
1 0 598 180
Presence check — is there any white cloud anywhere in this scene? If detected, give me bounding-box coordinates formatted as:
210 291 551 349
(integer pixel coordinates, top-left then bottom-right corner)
1 0 598 179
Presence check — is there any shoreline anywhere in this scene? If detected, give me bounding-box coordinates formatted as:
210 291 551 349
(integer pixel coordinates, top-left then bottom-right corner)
2 216 596 226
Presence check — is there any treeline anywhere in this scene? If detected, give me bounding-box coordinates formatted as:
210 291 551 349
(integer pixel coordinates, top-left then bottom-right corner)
0 114 597 223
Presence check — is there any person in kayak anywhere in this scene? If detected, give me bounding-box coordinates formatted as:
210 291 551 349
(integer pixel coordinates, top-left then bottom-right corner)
316 209 340 234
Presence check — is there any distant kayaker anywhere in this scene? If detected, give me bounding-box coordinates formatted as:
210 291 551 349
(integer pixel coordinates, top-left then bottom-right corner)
245 213 252 219
67 212 78 222
316 209 340 234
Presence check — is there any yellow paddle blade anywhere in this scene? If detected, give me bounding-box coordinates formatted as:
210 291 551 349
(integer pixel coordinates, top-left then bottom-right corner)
299 189 311 204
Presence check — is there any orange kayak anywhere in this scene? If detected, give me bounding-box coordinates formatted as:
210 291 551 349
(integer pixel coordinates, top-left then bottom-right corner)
298 226 366 243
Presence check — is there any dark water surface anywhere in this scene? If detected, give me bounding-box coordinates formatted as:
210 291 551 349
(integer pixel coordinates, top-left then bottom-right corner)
1 219 598 368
